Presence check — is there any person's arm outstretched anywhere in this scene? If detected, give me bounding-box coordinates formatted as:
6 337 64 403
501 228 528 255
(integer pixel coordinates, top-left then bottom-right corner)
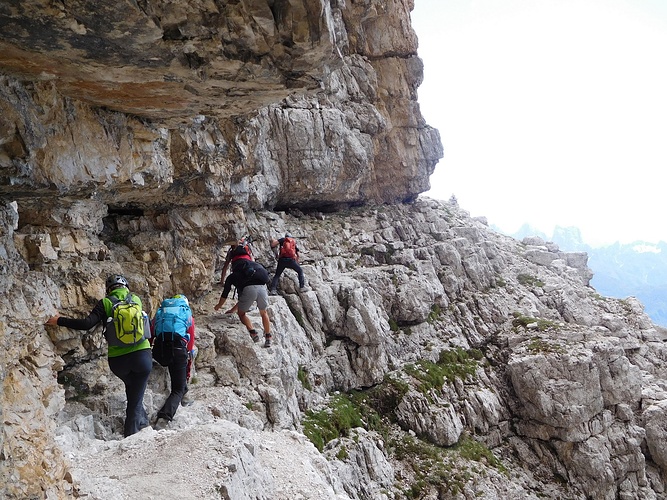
214 274 235 311
45 300 106 330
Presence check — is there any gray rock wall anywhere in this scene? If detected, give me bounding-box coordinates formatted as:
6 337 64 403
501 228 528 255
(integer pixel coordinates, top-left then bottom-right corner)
0 0 442 207
3 197 667 498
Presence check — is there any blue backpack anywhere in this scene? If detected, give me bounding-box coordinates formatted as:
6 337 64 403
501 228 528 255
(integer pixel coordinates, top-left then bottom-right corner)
153 296 192 342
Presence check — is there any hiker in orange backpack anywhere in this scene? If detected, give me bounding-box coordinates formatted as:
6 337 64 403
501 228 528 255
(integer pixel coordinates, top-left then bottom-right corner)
220 235 253 285
269 232 306 294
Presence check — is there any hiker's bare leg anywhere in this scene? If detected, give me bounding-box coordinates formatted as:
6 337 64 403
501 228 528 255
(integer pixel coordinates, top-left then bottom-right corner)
260 309 270 335
237 311 254 331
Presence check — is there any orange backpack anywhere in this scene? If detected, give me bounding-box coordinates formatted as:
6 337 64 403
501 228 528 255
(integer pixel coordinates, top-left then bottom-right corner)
279 237 297 259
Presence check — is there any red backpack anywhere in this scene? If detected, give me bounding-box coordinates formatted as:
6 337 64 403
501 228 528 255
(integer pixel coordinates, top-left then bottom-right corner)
229 237 253 263
279 237 297 259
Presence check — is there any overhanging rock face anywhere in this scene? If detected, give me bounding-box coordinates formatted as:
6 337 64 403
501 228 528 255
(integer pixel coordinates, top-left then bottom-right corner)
0 0 333 123
0 0 443 209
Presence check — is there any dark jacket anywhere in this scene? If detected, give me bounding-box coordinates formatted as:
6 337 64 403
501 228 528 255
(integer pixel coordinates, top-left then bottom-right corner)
222 261 269 298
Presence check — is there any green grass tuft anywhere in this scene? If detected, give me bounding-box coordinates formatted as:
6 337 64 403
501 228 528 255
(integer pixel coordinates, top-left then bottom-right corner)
298 365 312 391
511 312 560 332
303 394 364 452
517 273 545 287
404 348 480 395
427 304 442 323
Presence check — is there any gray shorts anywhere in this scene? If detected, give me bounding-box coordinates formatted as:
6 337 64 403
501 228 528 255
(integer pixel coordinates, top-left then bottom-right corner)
237 285 269 312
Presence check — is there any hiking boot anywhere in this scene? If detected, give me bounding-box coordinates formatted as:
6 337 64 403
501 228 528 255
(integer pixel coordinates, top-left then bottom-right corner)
181 393 194 407
249 330 260 343
154 417 169 431
263 335 272 348
269 289 278 296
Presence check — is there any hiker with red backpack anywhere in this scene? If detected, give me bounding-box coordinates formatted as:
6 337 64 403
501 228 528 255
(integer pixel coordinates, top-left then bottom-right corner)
45 274 152 437
269 233 306 294
151 294 196 430
218 236 254 316
214 258 273 347
220 235 253 285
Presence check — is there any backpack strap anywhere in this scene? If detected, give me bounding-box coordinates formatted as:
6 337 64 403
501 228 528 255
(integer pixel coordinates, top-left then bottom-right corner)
103 295 119 317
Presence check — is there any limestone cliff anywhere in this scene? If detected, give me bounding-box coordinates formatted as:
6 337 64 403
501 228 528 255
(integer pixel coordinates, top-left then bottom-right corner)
0 0 441 209
2 2 667 500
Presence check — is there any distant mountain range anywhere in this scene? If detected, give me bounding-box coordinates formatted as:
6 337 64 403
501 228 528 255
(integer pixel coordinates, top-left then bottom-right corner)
501 223 667 327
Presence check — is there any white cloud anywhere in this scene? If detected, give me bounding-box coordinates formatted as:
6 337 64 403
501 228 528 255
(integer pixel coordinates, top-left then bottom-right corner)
414 0 667 246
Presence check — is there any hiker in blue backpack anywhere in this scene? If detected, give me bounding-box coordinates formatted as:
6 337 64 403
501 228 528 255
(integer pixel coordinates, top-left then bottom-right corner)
45 274 152 437
269 233 306 295
214 259 273 347
151 294 196 430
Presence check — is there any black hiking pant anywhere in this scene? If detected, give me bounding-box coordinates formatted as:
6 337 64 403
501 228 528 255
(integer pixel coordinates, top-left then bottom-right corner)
108 348 152 437
154 337 189 421
270 257 305 290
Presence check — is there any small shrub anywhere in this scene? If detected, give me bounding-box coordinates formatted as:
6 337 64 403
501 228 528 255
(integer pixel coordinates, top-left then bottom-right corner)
405 348 479 395
336 446 349 461
303 376 409 452
527 337 565 354
303 394 364 452
427 304 442 323
298 365 312 391
454 434 507 475
393 434 441 462
357 374 409 419
512 313 559 332
392 434 480 497
467 348 484 361
517 273 545 287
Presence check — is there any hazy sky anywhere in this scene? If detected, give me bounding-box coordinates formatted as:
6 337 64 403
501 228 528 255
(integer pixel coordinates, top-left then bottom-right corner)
412 0 667 246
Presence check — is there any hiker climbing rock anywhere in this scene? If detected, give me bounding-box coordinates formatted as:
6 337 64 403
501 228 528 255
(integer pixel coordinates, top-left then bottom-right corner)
269 233 306 294
151 294 196 430
45 274 152 437
214 258 273 347
220 235 253 285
